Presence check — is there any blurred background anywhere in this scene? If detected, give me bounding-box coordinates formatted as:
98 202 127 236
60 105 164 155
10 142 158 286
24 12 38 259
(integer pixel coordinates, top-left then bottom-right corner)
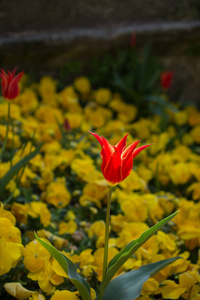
0 0 200 104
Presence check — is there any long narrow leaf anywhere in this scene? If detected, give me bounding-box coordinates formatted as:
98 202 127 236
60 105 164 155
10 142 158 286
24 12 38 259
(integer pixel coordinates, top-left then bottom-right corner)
35 234 91 300
0 143 43 195
100 211 178 292
101 257 180 300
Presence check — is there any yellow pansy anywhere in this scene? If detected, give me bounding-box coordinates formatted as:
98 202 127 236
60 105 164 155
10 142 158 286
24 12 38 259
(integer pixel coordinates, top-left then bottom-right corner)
23 239 51 273
58 220 77 235
27 202 51 227
16 88 38 114
50 290 79 300
94 88 111 105
159 280 187 299
141 278 159 296
42 181 71 208
74 76 91 94
29 291 46 300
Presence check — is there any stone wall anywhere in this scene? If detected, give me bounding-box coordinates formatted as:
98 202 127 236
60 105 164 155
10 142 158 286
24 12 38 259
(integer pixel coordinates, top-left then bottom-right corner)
0 0 200 103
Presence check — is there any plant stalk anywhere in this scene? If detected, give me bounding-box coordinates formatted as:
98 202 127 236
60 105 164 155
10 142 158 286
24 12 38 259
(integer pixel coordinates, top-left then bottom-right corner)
0 102 11 160
102 186 113 284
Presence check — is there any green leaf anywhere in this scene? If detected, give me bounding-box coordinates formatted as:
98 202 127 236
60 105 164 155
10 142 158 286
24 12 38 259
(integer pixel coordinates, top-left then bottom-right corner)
100 211 178 293
0 143 43 195
100 257 180 300
35 233 91 300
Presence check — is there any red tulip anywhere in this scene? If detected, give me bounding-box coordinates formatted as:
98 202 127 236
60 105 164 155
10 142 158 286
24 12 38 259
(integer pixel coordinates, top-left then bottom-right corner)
0 68 24 100
161 71 173 90
89 131 151 186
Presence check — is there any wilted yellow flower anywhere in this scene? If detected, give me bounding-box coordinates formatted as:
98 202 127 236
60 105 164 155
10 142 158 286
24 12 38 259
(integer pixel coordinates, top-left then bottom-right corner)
4 282 34 300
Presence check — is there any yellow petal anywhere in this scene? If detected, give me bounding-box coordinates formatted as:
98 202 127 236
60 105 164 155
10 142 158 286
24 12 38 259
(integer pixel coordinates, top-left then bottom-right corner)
4 282 33 300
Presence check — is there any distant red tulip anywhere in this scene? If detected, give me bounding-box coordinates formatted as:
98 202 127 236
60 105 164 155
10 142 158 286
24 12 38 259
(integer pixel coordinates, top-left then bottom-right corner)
131 32 137 46
0 68 24 100
89 131 151 186
64 118 71 131
161 72 173 90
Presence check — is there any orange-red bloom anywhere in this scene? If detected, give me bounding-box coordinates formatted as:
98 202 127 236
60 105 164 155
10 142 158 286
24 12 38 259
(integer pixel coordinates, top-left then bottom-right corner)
90 131 151 186
0 68 24 100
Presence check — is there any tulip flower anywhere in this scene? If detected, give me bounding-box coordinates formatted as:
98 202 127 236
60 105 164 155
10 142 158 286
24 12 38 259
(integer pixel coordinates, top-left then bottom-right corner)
89 131 151 186
0 68 24 100
161 71 173 90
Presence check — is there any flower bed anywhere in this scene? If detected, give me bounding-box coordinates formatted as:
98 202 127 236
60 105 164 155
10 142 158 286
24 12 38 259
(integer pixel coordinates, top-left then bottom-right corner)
0 67 200 299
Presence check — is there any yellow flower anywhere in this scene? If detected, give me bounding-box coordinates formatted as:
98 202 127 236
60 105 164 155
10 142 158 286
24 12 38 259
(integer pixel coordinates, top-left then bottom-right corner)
0 237 23 275
16 88 38 114
93 247 119 281
120 195 148 222
169 162 191 185
74 76 91 94
29 262 64 294
79 182 108 208
6 179 20 197
58 220 77 235
50 290 79 300
0 202 16 224
157 231 177 252
115 222 149 249
141 278 159 296
159 280 187 299
119 170 145 192
0 217 21 243
27 202 51 227
88 220 105 239
43 181 71 208
174 111 188 126
23 239 51 273
59 85 79 109
191 125 200 143
29 291 46 300
94 88 112 105
79 249 94 269
4 282 34 300
117 104 137 123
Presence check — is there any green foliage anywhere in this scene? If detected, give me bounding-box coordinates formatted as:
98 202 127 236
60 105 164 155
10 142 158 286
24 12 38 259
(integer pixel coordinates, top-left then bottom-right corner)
0 143 43 198
101 257 179 300
35 233 91 300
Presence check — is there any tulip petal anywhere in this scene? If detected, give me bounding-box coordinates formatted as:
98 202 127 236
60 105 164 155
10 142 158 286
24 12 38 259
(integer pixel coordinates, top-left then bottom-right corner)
89 131 103 147
122 140 140 160
115 134 128 155
103 150 122 185
132 144 151 159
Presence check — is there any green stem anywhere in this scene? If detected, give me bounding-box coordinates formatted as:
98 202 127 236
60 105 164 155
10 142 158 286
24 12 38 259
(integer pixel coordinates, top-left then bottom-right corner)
102 186 113 284
0 102 11 161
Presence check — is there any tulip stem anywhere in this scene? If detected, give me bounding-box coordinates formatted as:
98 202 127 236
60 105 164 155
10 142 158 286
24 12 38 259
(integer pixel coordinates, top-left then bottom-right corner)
102 185 113 284
0 102 11 161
